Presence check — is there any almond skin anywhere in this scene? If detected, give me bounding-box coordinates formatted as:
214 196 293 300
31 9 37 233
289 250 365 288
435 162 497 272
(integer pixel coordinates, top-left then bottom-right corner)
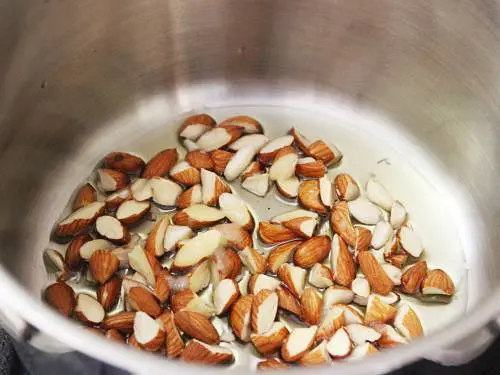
401 261 428 294
295 159 325 178
358 251 394 295
210 149 234 175
171 289 196 313
258 222 300 244
142 148 178 178
174 311 220 344
257 359 291 371
101 311 136 333
300 288 323 325
97 275 122 311
298 179 329 214
89 250 120 284
158 311 185 358
251 323 289 355
334 173 360 201
306 140 340 166
105 329 125 343
72 183 97 211
331 234 356 287
267 240 303 273
185 150 215 170
179 114 216 138
251 289 279 334
293 236 331 269
55 201 106 237
180 339 233 365
421 269 455 296
276 286 302 317
219 115 263 134
128 287 161 318
330 201 356 247
65 234 90 271
230 295 254 342
104 152 145 174
44 281 75 317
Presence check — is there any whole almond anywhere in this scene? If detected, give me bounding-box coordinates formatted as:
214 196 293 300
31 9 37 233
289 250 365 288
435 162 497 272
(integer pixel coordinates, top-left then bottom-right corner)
400 261 428 294
44 282 75 316
97 275 122 311
293 236 331 269
104 152 145 174
174 311 220 344
358 251 394 295
142 148 178 178
72 183 97 211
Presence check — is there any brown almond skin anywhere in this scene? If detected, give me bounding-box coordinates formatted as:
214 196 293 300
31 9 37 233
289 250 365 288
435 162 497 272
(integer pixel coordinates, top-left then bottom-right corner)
267 240 303 273
257 359 291 371
295 159 325 178
258 222 300 244
179 114 216 134
154 270 171 303
89 250 120 284
176 185 200 209
276 286 302 317
142 148 178 178
185 150 215 170
293 236 331 269
97 275 122 311
251 325 289 355
171 289 197 312
210 149 234 175
174 311 220 344
72 183 97 211
300 288 323 325
181 339 233 365
55 203 106 238
104 152 145 174
158 311 184 358
128 287 161 318
401 261 428 294
334 173 359 201
354 226 372 255
44 281 75 317
330 201 356 247
358 251 394 295
331 235 356 287
219 115 263 134
105 329 125 343
298 179 329 214
65 234 90 271
212 248 242 281
306 140 337 166
101 311 136 333
421 269 455 296
230 295 254 342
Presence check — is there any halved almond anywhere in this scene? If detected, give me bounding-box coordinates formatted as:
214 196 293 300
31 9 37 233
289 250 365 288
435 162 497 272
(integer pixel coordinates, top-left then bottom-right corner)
282 217 318 239
251 321 289 355
276 177 300 199
316 305 345 342
272 209 319 223
64 234 90 271
351 277 371 306
185 150 215 171
116 200 151 226
176 184 202 208
298 340 331 367
101 311 136 333
174 311 219 344
153 270 171 303
240 161 264 180
230 295 254 342
149 177 183 207
269 146 298 181
348 342 378 360
219 115 263 134
89 250 120 284
300 287 323 326
381 263 402 285
293 235 331 269
308 263 334 288
144 215 169 257
157 311 185 358
130 178 152 202
353 226 372 259
276 286 302 316
213 223 253 251
326 327 352 359
258 222 299 244
214 279 240 315
44 281 76 316
257 359 290 371
105 188 132 209
95 216 130 245
267 240 303 273
79 239 114 260
228 134 269 151
134 311 165 351
197 126 242 151
306 140 342 166
224 146 257 181
295 157 325 178
239 247 266 274
170 161 201 186
348 199 383 225
179 114 216 140
421 269 455 296
251 289 279 334
97 168 129 193
97 275 122 311
248 274 281 295
281 326 318 362
298 179 329 214
172 230 222 272
128 245 156 286
55 201 106 237
258 136 294 166
319 176 334 208
181 339 233 365
394 304 424 339
210 149 234 175
397 226 424 258
73 183 97 211
277 263 306 298
241 173 270 197
365 295 397 324
371 221 393 249
127 286 161 318
104 151 145 174
211 248 242 285
390 200 407 229
142 148 178 179
330 201 356 247
187 260 211 292
358 251 393 295
372 323 407 348
330 234 356 287
164 225 193 253
345 324 381 345
334 173 360 201
201 168 231 206
173 204 225 229
323 286 354 309
366 178 394 211
219 193 254 231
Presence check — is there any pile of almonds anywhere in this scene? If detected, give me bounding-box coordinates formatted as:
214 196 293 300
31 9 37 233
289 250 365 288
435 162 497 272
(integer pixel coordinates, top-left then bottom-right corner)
43 114 456 369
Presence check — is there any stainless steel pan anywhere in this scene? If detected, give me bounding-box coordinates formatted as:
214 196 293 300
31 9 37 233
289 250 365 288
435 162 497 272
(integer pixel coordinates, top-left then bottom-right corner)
0 0 499 373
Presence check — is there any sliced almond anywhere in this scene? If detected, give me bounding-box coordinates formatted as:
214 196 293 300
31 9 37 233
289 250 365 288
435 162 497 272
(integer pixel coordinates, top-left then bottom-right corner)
251 289 279 334
158 311 185 358
214 279 240 315
128 245 156 286
281 326 318 362
282 217 318 239
248 274 281 295
130 178 152 202
351 277 371 306
97 275 122 311
105 187 132 209
276 285 302 316
334 173 360 201
308 263 334 288
316 305 345 342
176 184 203 209
142 148 178 179
326 327 352 359
116 200 151 226
97 168 129 193
133 311 165 351
241 173 270 197
73 183 97 211
258 136 294 166
251 321 289 355
381 263 402 285
219 193 254 231
201 168 231 206
197 126 242 151
211 248 242 285
179 114 216 140
174 310 219 344
239 247 266 274
277 263 306 298
269 146 298 181
394 304 424 339
290 127 312 153
298 179 329 214
267 240 303 273
144 216 169 257
229 295 254 342
170 161 201 186
44 281 76 317
397 226 424 258
55 201 106 237
164 225 193 253
299 340 331 367
224 146 257 181
358 251 393 295
421 269 455 296
172 204 225 229
366 178 394 211
210 149 234 175
323 286 354 310
181 339 233 365
292 235 331 269
348 199 383 225
101 311 136 333
173 230 222 271
276 177 300 199
149 177 183 207
372 323 407 348
330 201 356 247
300 287 323 326
258 222 299 245
295 157 325 178
348 342 378 360
127 287 161 318
89 250 120 284
240 161 264 180
371 221 393 249
228 134 269 151
330 234 356 287
390 200 407 229
345 324 381 345
79 239 114 260
365 295 397 324
219 115 263 134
